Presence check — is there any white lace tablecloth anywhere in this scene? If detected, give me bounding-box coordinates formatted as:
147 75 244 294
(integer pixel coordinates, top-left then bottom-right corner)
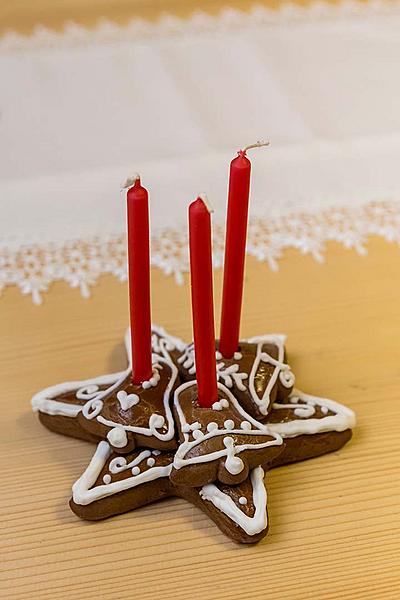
1 1 400 302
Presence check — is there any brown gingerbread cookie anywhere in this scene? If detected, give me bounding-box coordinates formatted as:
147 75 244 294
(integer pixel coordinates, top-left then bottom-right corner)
70 441 269 544
176 334 294 420
170 380 284 487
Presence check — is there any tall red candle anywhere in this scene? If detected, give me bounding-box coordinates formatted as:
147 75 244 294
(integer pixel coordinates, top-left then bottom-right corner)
126 175 153 384
219 142 268 358
189 196 218 408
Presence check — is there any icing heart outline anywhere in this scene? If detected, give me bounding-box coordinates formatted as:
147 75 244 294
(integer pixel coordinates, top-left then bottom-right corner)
117 390 140 411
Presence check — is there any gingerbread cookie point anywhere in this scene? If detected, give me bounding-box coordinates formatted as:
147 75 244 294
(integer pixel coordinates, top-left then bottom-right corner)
170 380 284 487
177 334 295 420
70 441 175 520
31 372 125 443
266 388 356 467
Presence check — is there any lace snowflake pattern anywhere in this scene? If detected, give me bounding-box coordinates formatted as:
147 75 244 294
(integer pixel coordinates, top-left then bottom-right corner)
1 201 400 304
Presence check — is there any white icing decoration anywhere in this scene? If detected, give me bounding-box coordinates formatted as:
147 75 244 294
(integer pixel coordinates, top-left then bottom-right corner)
207 422 218 432
199 466 267 536
149 324 186 354
233 352 243 360
141 364 161 389
173 381 283 471
217 362 248 391
147 457 156 467
267 389 356 437
177 345 196 375
224 419 235 430
103 474 111 485
76 384 101 400
211 398 229 411
152 450 161 455
107 427 128 448
31 371 125 417
321 406 329 415
131 467 140 475
239 496 248 505
117 390 139 410
72 442 172 506
272 401 316 418
108 450 151 474
240 421 252 431
192 429 204 440
223 437 245 475
215 351 222 360
125 324 186 366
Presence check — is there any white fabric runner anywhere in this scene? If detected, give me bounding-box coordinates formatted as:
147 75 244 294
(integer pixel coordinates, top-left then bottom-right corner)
1 1 400 301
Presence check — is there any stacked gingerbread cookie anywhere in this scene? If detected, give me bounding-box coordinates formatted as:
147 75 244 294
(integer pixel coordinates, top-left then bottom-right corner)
32 325 355 544
31 150 355 543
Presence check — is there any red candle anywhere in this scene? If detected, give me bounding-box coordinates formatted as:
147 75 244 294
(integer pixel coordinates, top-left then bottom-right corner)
126 175 153 384
219 142 268 358
189 196 218 408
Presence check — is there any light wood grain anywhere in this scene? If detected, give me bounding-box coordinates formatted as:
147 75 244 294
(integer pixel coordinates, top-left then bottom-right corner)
1 237 400 599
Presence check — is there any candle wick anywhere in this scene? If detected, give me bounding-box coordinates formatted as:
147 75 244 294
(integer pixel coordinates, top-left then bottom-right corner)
121 173 141 191
199 193 214 214
240 140 270 156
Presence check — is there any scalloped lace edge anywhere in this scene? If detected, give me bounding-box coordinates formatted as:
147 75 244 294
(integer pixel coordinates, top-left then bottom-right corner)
1 201 399 304
2 1 400 50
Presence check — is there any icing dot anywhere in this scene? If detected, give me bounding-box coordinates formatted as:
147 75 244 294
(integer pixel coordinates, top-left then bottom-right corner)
240 420 252 431
147 457 156 467
192 429 204 440
221 399 229 408
182 423 191 433
215 351 222 360
212 401 222 411
224 419 235 430
191 421 201 430
142 381 151 390
321 406 329 415
234 352 243 360
131 466 140 476
149 414 165 430
207 422 218 432
239 496 247 505
103 474 111 485
107 427 128 448
152 449 161 455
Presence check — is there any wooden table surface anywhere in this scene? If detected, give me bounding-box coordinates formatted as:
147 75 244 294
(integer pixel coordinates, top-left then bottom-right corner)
1 1 400 598
1 237 400 599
